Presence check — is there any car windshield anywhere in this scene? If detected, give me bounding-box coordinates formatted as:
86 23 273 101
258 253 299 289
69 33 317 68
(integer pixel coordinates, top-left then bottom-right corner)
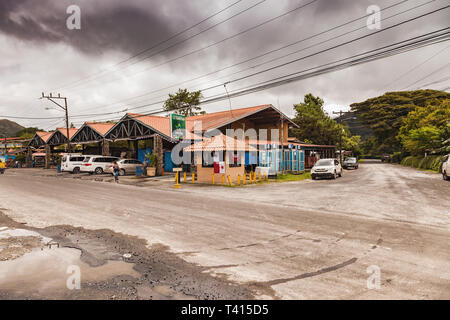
315 160 333 167
345 158 356 163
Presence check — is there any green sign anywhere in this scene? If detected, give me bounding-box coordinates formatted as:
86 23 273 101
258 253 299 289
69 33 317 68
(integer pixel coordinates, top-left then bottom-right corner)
170 113 186 140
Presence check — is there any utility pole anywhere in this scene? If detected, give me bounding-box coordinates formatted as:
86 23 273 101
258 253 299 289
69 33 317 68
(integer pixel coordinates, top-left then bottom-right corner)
333 110 345 163
333 110 357 163
40 92 71 152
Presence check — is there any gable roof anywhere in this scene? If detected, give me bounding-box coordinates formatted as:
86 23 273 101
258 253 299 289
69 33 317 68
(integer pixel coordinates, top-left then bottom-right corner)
84 122 115 136
56 128 78 139
36 131 52 143
126 113 171 137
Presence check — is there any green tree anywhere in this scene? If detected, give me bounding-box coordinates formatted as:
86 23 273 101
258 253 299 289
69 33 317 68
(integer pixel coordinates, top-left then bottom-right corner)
401 126 443 155
163 88 203 116
343 135 362 157
290 93 346 145
398 99 450 155
15 127 42 139
350 90 450 155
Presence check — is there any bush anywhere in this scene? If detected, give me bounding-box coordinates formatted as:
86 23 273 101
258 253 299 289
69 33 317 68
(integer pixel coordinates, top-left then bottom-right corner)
391 152 403 163
400 155 443 172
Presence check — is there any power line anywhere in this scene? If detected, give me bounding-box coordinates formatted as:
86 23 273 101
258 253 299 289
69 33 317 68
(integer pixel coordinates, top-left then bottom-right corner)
69 28 450 125
382 42 449 91
57 0 320 92
50 0 247 91
52 0 268 91
402 61 450 89
73 0 426 114
73 0 412 114
27 10 450 123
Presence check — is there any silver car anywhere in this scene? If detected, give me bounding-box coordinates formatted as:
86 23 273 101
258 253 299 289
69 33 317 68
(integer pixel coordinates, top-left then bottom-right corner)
115 159 143 176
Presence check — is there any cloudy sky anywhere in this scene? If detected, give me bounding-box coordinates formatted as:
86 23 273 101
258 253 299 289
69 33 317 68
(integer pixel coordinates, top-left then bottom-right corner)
0 0 449 130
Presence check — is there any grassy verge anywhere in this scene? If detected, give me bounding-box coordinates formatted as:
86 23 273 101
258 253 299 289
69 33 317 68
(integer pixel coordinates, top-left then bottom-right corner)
400 155 442 173
274 172 311 182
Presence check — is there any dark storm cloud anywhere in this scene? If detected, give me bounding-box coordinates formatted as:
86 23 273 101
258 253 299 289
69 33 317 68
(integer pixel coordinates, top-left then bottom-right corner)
0 0 201 55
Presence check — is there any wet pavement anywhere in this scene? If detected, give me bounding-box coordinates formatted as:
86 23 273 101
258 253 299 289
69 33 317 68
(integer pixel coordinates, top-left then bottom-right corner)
0 160 449 299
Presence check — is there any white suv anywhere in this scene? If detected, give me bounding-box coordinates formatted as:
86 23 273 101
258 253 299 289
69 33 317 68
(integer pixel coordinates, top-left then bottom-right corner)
80 156 119 174
61 154 87 174
311 158 343 180
442 154 449 181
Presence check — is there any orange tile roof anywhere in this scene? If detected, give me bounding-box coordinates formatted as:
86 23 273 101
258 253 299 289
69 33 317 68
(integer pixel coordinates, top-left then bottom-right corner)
127 104 292 140
57 128 78 139
127 113 171 137
186 105 271 132
184 134 258 152
36 131 52 143
85 122 115 136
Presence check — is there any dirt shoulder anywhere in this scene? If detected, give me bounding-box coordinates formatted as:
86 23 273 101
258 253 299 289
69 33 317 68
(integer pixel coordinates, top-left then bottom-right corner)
0 211 259 300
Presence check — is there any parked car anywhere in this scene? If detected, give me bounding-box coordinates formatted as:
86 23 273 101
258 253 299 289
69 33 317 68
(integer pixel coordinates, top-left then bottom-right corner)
381 154 391 162
442 154 449 181
343 157 359 169
112 159 143 176
61 154 88 174
311 158 343 180
80 156 119 174
0 159 5 174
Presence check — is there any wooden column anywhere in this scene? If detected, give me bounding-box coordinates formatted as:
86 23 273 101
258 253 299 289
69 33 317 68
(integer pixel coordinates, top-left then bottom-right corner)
102 139 110 156
26 147 32 168
44 144 51 169
154 135 163 176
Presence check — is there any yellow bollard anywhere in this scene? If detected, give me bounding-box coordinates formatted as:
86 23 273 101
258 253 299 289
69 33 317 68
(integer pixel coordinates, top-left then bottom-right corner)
221 174 225 185
174 171 181 188
227 175 232 187
258 172 261 182
212 173 215 185
253 172 257 183
183 172 187 183
238 175 241 186
192 173 195 184
243 173 246 185
264 173 267 180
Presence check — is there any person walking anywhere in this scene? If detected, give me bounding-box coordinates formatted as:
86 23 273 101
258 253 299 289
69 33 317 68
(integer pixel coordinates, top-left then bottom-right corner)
111 161 120 183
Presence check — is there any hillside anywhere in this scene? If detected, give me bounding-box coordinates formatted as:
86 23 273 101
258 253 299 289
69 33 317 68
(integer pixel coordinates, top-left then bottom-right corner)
0 119 25 137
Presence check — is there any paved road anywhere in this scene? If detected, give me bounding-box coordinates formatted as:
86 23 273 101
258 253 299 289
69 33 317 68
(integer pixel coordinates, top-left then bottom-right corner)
1 161 449 299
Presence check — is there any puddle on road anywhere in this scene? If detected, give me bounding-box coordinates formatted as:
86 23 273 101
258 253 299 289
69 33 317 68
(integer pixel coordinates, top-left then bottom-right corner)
0 227 139 296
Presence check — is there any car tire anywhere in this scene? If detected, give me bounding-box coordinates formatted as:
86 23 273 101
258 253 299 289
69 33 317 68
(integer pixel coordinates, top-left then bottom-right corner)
94 167 103 174
443 171 449 181
119 169 125 176
339 170 343 177
332 171 337 179
72 167 80 174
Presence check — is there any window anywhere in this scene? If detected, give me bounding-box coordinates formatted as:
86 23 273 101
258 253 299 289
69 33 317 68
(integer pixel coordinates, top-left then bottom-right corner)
202 151 221 168
70 156 84 162
228 151 241 167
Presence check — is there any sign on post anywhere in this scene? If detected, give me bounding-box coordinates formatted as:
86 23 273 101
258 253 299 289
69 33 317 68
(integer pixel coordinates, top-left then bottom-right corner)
170 114 186 140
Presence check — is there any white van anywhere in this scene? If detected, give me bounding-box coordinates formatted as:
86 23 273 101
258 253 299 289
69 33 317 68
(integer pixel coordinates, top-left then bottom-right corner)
61 154 87 174
80 155 119 174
